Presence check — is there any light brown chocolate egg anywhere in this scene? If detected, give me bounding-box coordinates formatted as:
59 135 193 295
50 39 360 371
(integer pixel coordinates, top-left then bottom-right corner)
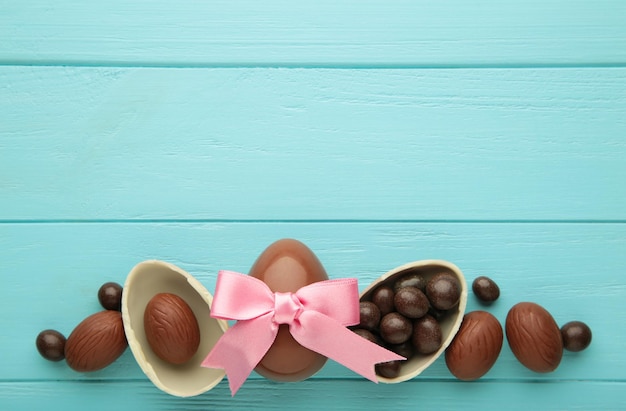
249 238 329 382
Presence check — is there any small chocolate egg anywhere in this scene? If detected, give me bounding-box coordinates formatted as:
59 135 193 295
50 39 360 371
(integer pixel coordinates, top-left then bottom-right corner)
445 311 503 380
249 239 329 382
506 302 563 373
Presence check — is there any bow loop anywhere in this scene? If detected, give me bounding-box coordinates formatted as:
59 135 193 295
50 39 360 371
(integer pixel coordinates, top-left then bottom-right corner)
294 279 360 326
210 270 275 321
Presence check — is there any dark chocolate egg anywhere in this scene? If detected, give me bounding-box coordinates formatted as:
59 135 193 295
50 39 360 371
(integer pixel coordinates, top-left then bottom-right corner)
249 239 329 382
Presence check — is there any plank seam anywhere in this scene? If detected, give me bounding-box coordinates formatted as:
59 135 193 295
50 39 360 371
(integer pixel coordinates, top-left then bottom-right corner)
1 220 626 225
2 61 626 70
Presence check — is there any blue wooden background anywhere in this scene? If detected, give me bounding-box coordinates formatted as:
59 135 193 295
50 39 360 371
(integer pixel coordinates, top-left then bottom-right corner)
1 1 625 410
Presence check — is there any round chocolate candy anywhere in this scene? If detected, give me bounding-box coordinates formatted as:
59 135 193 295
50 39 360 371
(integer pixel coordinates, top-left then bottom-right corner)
352 328 380 345
36 329 67 362
426 272 461 311
472 276 500 303
371 286 395 316
388 341 414 359
376 360 402 379
359 301 381 331
394 287 429 319
427 305 447 321
98 282 123 311
561 321 592 352
380 312 413 345
412 315 442 355
394 272 427 292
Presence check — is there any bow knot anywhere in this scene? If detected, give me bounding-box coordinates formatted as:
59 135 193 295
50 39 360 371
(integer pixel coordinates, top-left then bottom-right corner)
273 292 303 324
202 270 404 395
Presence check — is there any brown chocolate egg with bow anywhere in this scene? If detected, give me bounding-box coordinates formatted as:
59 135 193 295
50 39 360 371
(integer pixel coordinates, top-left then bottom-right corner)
249 239 329 382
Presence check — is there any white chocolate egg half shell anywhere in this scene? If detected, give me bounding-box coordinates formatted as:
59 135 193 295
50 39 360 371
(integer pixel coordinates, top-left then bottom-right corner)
360 260 468 383
122 260 228 397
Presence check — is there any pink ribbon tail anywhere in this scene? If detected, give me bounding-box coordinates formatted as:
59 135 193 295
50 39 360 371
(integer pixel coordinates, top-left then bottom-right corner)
291 310 404 382
201 315 277 395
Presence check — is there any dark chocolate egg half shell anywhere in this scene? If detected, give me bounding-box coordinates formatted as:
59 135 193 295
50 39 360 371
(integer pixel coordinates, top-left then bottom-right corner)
249 239 329 382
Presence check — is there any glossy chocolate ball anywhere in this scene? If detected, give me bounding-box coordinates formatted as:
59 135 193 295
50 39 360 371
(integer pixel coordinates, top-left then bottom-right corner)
412 315 442 354
394 272 427 292
472 276 500 303
561 321 592 352
359 301 381 331
36 329 66 362
426 273 461 311
428 305 447 321
376 360 402 378
388 341 414 359
352 328 380 345
371 286 395 316
394 287 429 319
380 312 413 344
98 282 123 311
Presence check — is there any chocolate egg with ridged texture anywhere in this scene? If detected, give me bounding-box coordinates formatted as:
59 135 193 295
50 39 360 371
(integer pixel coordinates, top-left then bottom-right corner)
445 311 503 380
506 302 563 373
249 239 329 382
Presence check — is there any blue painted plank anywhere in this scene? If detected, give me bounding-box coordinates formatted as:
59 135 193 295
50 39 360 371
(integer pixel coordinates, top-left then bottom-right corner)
3 223 624 383
2 67 625 220
1 380 625 411
1 0 625 66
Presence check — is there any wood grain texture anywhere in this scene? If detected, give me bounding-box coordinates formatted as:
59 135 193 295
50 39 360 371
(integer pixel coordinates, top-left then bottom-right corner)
2 0 625 66
2 223 624 383
1 380 625 411
2 1 625 409
2 67 625 221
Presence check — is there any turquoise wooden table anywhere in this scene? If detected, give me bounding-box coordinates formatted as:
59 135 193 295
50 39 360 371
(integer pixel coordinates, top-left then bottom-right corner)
2 1 626 410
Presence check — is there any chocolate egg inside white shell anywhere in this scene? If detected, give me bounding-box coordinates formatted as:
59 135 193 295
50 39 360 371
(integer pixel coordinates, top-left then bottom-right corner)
360 260 467 383
122 260 228 397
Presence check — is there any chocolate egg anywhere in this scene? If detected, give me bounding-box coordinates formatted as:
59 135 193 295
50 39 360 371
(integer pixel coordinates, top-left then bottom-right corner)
359 260 467 383
445 311 503 380
249 238 329 382
505 302 563 373
122 261 228 397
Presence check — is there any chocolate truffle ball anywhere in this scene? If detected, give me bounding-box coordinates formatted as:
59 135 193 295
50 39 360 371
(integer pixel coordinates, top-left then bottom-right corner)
472 276 500 303
388 341 414 359
352 328 380 345
359 301 381 331
98 282 123 311
561 321 592 352
371 286 395 316
36 329 66 362
412 315 442 355
426 273 461 311
380 312 413 345
376 360 402 379
394 272 427 292
394 287 429 319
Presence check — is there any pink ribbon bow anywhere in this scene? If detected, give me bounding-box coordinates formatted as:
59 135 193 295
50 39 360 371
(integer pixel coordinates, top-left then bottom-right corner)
201 270 404 395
